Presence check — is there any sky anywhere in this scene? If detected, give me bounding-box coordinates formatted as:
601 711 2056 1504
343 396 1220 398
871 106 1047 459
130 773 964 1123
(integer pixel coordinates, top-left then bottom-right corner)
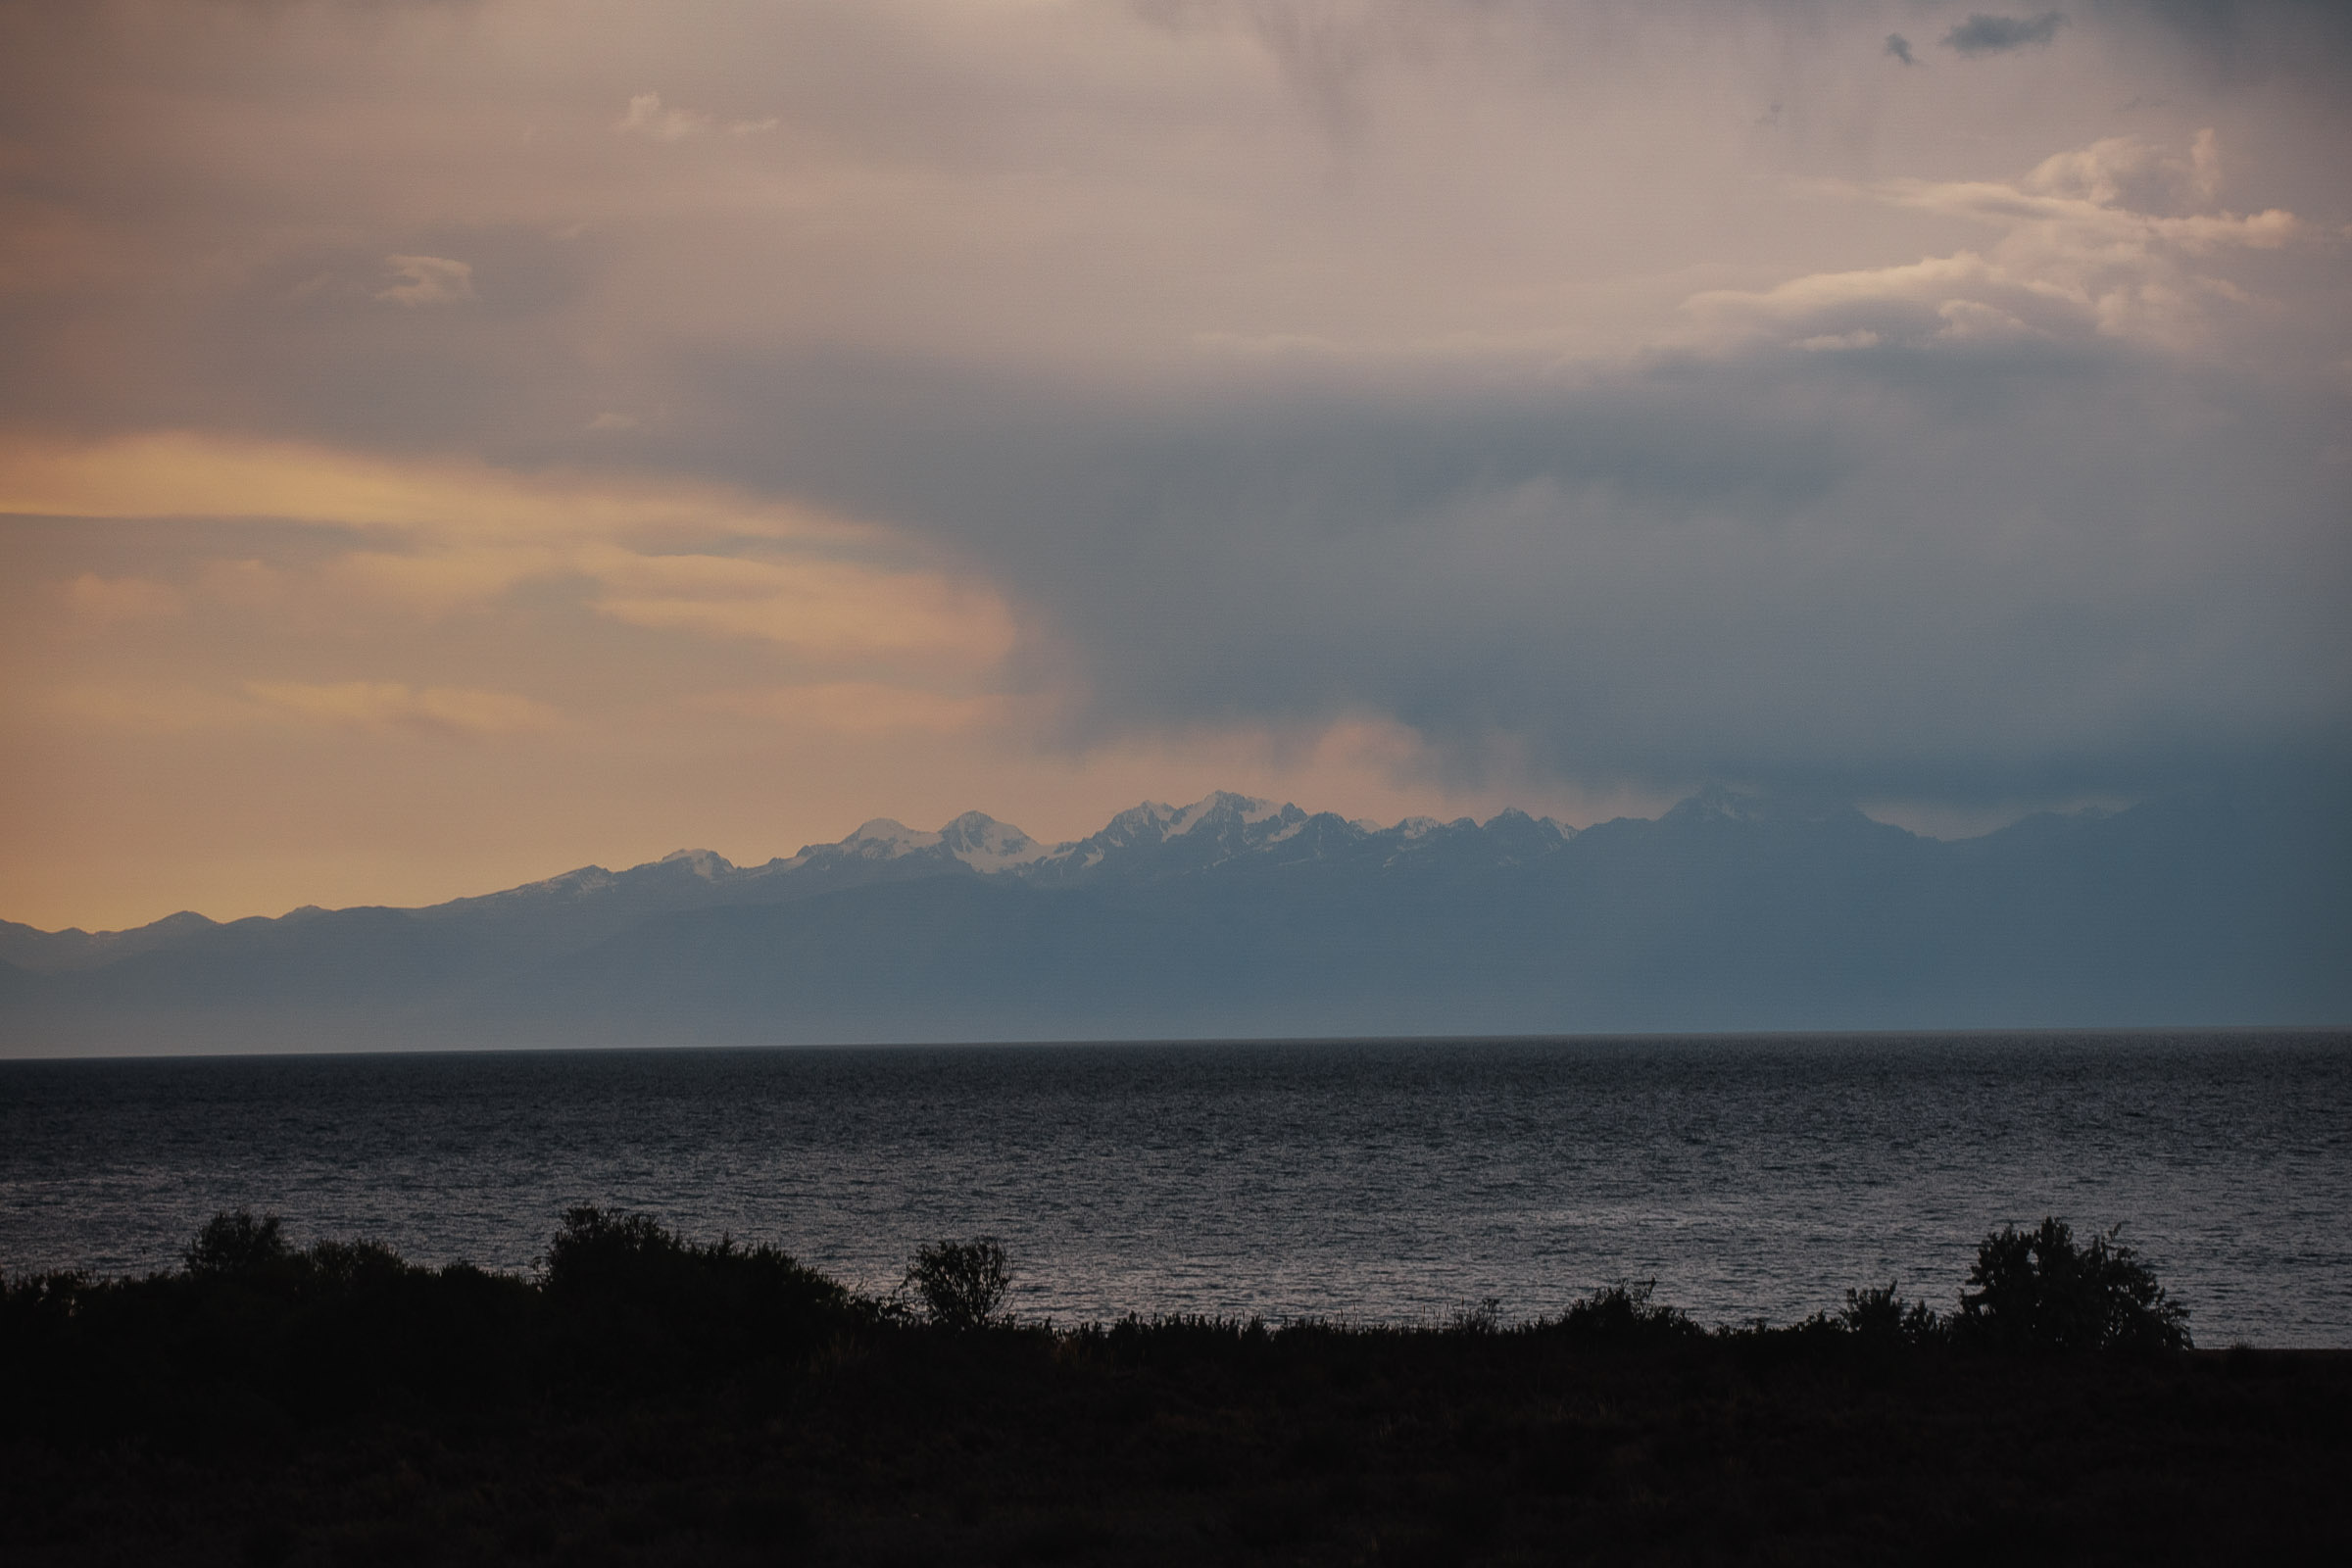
2 0 2347 932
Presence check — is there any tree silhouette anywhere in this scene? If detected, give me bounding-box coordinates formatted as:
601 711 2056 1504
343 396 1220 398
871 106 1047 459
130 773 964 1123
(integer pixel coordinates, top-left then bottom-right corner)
1958 1218 2190 1351
904 1238 1012 1330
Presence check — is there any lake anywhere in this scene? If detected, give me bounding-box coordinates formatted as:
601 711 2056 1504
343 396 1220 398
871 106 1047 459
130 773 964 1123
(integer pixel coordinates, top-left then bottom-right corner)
3 1031 2346 1344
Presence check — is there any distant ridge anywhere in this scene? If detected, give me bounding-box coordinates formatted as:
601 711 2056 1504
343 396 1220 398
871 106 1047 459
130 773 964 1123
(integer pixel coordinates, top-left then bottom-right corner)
2 784 2345 1054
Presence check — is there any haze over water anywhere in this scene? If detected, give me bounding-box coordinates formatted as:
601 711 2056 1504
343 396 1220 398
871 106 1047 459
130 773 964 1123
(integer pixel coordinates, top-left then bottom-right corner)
5 1032 2347 1347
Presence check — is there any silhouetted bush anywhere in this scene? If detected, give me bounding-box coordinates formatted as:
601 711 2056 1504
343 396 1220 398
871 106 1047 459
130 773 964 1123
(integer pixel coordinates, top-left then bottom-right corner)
1545 1280 1703 1345
0 1212 544 1442
175 1209 430 1308
903 1238 1012 1330
1839 1282 1945 1346
184 1208 292 1279
303 1237 417 1292
1956 1218 2191 1352
5 1200 2216 1479
540 1205 863 1384
541 1205 696 1296
1448 1296 1504 1335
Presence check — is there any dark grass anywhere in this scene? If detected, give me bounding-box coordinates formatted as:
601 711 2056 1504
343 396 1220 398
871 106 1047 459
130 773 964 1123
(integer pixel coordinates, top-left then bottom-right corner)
5 1212 2346 1566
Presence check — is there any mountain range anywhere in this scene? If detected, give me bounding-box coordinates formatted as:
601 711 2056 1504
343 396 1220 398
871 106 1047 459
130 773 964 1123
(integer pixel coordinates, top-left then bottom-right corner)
3 783 2345 1054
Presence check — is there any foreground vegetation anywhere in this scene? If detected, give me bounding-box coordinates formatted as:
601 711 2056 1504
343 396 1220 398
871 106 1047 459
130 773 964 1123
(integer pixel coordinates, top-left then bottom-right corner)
5 1211 2344 1565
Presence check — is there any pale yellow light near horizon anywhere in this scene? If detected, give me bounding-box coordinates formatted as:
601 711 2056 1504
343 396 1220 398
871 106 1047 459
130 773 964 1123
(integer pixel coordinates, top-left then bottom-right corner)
2 430 1017 662
0 429 1632 933
0 431 868 544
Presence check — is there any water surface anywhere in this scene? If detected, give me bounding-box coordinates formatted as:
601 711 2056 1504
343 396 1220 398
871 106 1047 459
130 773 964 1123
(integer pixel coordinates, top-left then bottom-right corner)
3 1032 2346 1344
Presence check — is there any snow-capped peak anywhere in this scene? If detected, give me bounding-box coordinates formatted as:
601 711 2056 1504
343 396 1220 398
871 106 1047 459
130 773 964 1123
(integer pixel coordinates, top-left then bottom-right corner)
842 818 941 858
786 789 1575 884
1093 791 1295 848
658 849 733 879
1164 791 1291 836
937 810 1052 868
1101 800 1182 845
822 811 1055 869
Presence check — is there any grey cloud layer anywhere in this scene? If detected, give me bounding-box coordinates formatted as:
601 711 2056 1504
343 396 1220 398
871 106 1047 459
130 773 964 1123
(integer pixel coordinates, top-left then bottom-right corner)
1942 12 2066 57
3 0 2347 816
666 330 2348 802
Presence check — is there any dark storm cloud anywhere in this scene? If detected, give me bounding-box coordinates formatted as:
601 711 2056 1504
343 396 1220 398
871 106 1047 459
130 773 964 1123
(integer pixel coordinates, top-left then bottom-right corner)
1942 12 2066 56
661 328 2350 805
1886 33 1917 65
2104 0 2352 84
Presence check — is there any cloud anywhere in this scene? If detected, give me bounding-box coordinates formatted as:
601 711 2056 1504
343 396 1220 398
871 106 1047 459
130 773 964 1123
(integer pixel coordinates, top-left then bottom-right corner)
618 91 709 140
0 429 1021 662
373 255 476 307
582 546 1016 666
319 546 567 617
1793 328 1884 352
1885 33 1916 67
616 91 774 140
2 0 2348 924
1942 12 2065 58
44 682 260 734
674 203 2347 806
2023 125 2220 211
45 679 562 739
61 572 182 624
2108 1 2352 86
0 431 865 546
691 682 1015 736
1681 132 2302 352
244 680 561 738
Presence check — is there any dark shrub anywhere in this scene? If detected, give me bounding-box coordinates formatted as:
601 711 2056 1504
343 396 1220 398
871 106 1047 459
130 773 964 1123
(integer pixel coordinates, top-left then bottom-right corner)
1957 1218 2190 1352
904 1238 1011 1330
303 1238 417 1292
185 1210 292 1279
1448 1296 1504 1335
1546 1280 1702 1345
1 1268 90 1320
540 1206 859 1384
541 1206 693 1298
1839 1282 1944 1346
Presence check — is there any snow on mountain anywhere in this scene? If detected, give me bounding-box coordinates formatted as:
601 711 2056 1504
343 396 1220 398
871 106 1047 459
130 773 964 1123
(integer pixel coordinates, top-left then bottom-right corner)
658 849 734 879
429 863 618 912
5 791 1577 967
840 818 942 858
617 791 1572 895
13 783 2341 1050
806 811 1054 870
1165 792 1287 835
1093 801 1188 849
936 810 1054 869
1078 792 1289 851
1016 791 1327 885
